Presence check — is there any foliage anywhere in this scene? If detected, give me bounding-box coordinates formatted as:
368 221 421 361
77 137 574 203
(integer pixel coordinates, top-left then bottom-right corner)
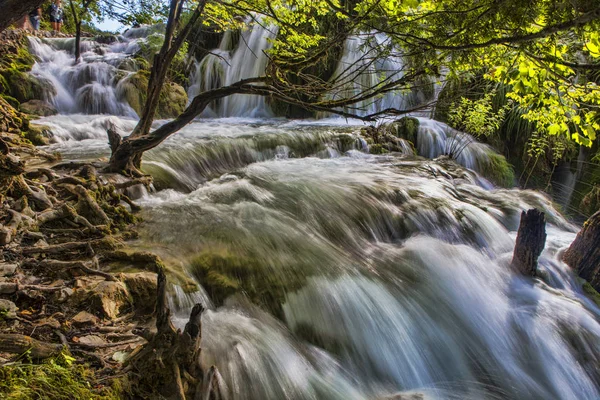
448 91 511 139
0 352 121 399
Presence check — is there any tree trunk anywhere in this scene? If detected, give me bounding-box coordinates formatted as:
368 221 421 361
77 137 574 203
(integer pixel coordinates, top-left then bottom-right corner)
0 0 44 32
564 210 600 290
512 208 547 276
74 21 82 62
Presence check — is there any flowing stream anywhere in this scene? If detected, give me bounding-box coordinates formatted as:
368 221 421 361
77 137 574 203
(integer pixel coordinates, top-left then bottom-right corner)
25 27 600 400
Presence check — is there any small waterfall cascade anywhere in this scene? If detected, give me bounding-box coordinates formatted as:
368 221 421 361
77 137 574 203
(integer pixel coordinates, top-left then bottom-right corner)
27 26 163 116
43 114 600 399
325 33 434 117
187 19 278 117
415 118 494 171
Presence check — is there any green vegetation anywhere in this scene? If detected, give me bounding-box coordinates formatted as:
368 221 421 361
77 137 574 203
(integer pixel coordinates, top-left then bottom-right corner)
0 353 121 400
478 151 516 188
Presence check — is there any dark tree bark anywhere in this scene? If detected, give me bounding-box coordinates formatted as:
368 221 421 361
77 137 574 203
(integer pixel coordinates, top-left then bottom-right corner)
0 0 45 32
564 210 600 291
512 209 547 276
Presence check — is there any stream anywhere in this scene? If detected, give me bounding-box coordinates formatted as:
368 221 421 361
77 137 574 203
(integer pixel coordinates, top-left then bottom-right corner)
24 26 600 400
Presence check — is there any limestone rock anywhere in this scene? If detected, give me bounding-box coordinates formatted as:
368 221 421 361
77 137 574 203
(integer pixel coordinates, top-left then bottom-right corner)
118 272 157 313
72 277 131 319
20 100 57 117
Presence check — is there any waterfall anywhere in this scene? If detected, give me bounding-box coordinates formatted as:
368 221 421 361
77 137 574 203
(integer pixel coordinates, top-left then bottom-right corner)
27 26 164 116
324 33 434 117
187 19 278 117
42 113 600 399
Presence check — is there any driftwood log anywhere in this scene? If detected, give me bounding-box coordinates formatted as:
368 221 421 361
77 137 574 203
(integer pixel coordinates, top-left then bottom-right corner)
512 209 547 276
564 210 600 291
0 334 63 359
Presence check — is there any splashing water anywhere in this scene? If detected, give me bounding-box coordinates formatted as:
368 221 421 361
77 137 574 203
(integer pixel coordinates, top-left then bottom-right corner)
42 113 600 399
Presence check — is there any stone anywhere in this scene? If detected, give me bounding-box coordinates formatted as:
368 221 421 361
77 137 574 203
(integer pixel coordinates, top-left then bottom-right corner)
78 334 107 347
0 299 18 319
72 311 99 327
0 263 17 277
118 272 157 314
0 280 17 294
20 100 57 117
72 277 131 319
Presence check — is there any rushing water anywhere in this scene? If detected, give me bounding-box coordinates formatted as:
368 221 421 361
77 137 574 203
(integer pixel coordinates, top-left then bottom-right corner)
23 20 600 400
39 113 600 400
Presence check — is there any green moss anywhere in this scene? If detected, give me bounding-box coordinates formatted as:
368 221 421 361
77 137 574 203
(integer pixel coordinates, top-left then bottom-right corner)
369 144 388 154
478 151 515 188
0 353 121 399
22 125 50 146
190 246 306 317
383 116 420 145
2 94 19 109
582 281 600 307
119 71 187 118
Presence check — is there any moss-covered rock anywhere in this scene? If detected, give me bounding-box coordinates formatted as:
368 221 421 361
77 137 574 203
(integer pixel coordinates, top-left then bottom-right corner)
189 245 308 317
0 96 28 133
118 71 187 119
478 150 515 187
23 123 52 145
20 100 57 117
4 70 54 103
580 185 600 216
382 116 420 145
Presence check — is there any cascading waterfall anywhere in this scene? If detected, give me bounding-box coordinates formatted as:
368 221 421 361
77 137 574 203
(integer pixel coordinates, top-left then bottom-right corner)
27 26 164 116
187 19 278 117
40 112 600 399
324 33 434 117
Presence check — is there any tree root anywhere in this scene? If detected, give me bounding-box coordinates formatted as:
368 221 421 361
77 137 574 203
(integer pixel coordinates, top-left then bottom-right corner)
22 258 117 281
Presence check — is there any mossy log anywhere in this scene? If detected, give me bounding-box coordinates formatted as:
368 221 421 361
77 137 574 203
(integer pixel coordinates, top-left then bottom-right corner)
511 209 546 276
564 210 600 291
0 334 63 359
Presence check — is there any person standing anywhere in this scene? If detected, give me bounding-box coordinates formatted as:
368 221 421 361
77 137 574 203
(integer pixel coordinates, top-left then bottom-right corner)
49 0 64 32
28 8 42 31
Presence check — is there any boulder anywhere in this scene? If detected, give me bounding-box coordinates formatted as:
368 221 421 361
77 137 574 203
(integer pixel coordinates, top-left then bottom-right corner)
118 71 187 118
4 70 55 103
23 123 53 146
118 272 157 314
72 277 131 319
20 100 57 117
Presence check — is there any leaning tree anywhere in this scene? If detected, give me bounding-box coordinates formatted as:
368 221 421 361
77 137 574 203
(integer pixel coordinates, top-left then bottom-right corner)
105 0 600 177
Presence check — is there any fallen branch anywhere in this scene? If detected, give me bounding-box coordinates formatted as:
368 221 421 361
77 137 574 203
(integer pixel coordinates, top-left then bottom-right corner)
0 334 63 359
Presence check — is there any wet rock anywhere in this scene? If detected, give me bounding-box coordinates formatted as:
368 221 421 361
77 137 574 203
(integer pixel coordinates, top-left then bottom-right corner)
72 311 99 327
20 100 57 117
0 299 18 319
118 272 157 314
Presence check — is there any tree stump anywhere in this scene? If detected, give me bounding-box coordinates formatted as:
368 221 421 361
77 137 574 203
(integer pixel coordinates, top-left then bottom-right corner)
564 210 600 291
512 209 547 276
